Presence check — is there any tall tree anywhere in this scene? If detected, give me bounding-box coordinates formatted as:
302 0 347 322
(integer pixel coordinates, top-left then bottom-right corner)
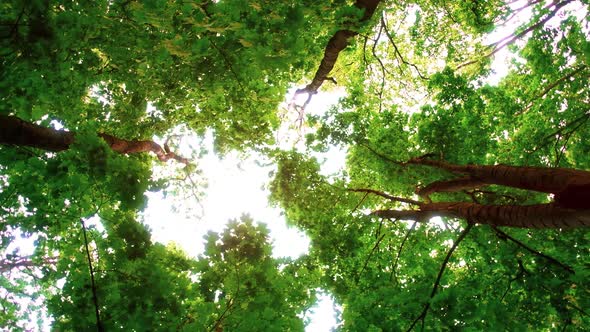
271 0 590 329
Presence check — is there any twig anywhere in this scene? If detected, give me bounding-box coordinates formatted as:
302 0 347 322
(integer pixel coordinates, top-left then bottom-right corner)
381 15 427 80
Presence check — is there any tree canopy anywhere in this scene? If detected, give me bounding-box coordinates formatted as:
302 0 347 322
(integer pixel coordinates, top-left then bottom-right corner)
1 0 590 331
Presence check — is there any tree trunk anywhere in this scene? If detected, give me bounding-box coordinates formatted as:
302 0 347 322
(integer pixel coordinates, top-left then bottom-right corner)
0 115 188 163
416 177 487 197
373 202 590 228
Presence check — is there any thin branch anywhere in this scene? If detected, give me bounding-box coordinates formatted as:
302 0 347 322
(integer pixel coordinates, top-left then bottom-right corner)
81 218 104 332
360 142 405 166
351 192 369 213
406 223 473 332
348 188 422 206
390 221 417 282
381 15 427 80
457 0 574 70
356 233 387 284
371 22 387 113
493 227 574 274
208 297 234 332
518 65 588 115
500 259 527 302
495 0 544 27
208 259 242 332
528 111 589 157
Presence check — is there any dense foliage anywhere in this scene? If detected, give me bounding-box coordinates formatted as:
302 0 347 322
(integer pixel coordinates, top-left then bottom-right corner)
1 0 589 331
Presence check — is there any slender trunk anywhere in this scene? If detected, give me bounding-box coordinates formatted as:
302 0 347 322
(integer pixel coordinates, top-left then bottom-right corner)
298 0 382 94
417 177 487 197
373 202 590 228
408 158 590 194
0 115 188 163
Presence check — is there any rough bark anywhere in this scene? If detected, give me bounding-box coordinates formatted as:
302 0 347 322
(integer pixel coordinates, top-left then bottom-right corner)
373 202 590 228
297 0 382 95
0 115 188 163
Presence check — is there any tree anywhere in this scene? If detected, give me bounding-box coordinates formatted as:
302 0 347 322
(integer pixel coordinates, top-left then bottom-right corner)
271 0 590 329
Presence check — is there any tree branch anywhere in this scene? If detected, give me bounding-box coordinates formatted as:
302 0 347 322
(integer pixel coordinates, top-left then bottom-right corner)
291 0 382 119
518 65 588 115
360 142 405 166
0 115 189 164
380 15 427 80
406 223 473 332
493 227 574 274
81 218 104 332
356 233 387 283
297 0 382 95
457 0 574 70
416 177 487 198
349 188 422 206
390 221 417 282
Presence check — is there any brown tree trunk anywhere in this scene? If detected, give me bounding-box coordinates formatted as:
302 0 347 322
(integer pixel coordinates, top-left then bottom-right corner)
416 177 488 197
373 202 590 228
0 115 188 163
298 0 382 94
